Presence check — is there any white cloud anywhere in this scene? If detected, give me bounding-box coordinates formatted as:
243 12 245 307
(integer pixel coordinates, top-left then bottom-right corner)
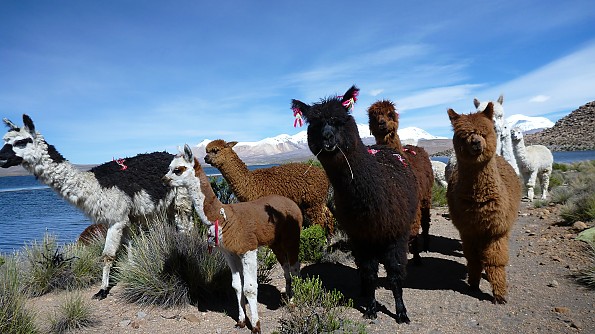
529 95 551 103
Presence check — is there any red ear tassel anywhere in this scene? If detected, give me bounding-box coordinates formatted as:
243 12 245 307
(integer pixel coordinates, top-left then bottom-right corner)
341 90 359 111
293 107 303 127
113 158 128 171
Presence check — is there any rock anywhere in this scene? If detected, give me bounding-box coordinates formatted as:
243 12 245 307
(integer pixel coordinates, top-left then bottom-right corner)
572 221 588 231
183 314 201 323
548 280 560 288
119 319 131 327
137 311 147 319
554 306 570 314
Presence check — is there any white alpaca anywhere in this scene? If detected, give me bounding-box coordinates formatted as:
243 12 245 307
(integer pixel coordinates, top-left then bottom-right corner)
474 95 520 175
0 115 193 300
163 145 302 334
510 126 553 201
431 160 448 188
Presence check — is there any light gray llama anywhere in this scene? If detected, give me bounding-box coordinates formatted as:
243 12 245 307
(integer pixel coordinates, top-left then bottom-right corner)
474 95 519 175
0 115 193 300
510 126 553 201
431 160 448 188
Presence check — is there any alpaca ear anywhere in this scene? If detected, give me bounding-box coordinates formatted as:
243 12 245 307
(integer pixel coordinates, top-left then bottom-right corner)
183 144 194 163
473 98 480 109
497 94 504 105
482 102 495 120
340 85 360 111
291 99 311 120
3 118 18 130
447 108 460 123
227 141 238 148
23 114 36 136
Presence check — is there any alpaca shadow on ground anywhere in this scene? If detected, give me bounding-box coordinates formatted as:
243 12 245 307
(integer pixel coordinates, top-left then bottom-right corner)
424 234 464 257
257 283 284 310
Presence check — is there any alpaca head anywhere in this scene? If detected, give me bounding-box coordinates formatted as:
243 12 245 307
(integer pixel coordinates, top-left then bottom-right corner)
291 85 360 157
204 139 238 168
510 126 524 143
0 114 54 168
474 95 504 121
448 102 497 164
367 100 399 143
163 144 198 188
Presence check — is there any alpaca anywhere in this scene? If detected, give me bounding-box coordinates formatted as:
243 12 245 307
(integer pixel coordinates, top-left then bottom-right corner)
474 95 519 175
292 86 418 323
431 160 448 188
367 100 434 254
204 139 334 233
510 126 553 201
0 115 193 300
164 144 302 334
447 103 522 304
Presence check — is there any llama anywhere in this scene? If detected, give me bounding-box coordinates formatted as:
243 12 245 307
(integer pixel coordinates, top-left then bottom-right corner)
164 144 302 334
367 99 434 254
292 86 418 323
204 139 334 233
510 126 553 201
447 103 522 304
431 160 448 188
0 115 193 300
474 95 519 175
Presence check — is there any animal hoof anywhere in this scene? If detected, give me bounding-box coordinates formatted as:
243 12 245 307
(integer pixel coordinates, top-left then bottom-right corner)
363 310 377 320
492 295 507 304
92 289 108 300
251 320 261 333
396 312 411 324
235 321 246 329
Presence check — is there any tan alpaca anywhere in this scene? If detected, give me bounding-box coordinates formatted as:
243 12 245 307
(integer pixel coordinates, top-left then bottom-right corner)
446 102 522 304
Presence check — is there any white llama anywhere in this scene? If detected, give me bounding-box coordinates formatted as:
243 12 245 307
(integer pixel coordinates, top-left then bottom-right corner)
431 160 448 188
163 144 302 334
510 126 553 201
474 95 519 175
0 115 193 300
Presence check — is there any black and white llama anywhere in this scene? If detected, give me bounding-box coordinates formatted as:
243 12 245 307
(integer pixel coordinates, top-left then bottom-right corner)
0 115 193 299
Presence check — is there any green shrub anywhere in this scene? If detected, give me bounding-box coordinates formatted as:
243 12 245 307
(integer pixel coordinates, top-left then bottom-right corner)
299 225 327 263
548 170 564 189
116 221 229 307
257 246 277 284
432 183 448 207
553 162 570 172
560 192 595 224
277 275 366 334
210 176 238 204
574 242 595 290
49 292 96 333
0 256 5 266
0 256 38 334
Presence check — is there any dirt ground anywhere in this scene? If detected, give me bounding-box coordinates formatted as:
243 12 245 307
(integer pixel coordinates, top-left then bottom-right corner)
28 202 595 334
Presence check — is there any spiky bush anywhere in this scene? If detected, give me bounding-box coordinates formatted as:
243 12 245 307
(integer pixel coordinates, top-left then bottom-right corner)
257 246 277 284
116 221 229 307
299 225 327 263
277 275 366 334
210 176 238 204
48 292 96 333
0 256 38 334
574 241 595 289
432 183 447 207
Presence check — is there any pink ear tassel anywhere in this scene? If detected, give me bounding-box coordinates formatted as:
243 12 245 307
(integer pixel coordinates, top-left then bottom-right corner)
293 107 303 127
340 90 359 111
113 158 128 171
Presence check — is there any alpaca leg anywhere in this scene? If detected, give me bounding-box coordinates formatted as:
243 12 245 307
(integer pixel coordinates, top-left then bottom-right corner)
421 206 431 252
224 253 246 328
93 221 126 300
384 241 410 324
484 237 510 304
527 171 538 201
461 238 482 291
353 246 379 319
241 250 260 334
540 169 551 200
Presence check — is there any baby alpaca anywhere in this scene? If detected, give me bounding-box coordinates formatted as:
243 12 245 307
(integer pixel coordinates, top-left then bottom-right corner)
164 145 302 334
447 103 521 304
510 127 553 201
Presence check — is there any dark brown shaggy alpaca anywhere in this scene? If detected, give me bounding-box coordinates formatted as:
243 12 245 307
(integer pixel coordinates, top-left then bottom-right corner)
367 100 434 257
204 139 334 233
447 103 522 304
292 86 418 323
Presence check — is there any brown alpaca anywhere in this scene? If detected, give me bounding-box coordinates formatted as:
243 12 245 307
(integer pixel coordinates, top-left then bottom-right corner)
446 103 521 304
204 139 334 233
164 145 302 334
367 100 434 257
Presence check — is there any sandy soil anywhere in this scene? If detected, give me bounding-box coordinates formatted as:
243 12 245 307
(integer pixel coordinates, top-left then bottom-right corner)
28 202 594 334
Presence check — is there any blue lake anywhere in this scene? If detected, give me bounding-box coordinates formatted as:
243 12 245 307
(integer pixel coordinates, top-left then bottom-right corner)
1 153 594 254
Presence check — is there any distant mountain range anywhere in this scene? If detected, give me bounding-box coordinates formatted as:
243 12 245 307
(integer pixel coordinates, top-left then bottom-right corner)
192 115 554 165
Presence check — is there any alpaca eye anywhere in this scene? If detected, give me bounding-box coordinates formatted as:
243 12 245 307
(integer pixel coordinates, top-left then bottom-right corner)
173 168 183 176
14 138 33 148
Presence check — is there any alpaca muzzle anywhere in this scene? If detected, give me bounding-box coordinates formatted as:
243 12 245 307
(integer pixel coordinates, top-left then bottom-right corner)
0 144 21 168
322 125 337 151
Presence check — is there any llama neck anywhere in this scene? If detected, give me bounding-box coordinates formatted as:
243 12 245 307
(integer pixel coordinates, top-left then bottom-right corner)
512 138 529 168
374 132 402 151
213 153 252 197
191 160 226 224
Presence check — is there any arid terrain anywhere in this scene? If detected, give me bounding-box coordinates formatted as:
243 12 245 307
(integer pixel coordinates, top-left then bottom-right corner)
27 201 594 333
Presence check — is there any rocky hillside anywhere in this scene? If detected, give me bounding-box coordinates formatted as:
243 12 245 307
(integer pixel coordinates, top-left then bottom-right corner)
526 101 595 151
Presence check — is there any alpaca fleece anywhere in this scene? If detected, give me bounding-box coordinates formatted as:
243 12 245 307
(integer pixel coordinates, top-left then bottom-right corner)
447 103 522 304
510 126 553 201
204 139 334 232
367 99 434 255
292 86 418 324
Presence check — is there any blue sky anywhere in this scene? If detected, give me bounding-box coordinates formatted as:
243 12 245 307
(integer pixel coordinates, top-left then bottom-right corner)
1 1 594 164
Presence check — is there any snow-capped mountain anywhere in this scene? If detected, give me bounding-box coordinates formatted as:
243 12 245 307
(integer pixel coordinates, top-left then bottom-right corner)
506 114 555 133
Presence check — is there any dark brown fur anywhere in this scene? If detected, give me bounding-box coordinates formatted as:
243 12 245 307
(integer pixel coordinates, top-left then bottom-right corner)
368 100 435 256
446 103 522 304
204 140 334 233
